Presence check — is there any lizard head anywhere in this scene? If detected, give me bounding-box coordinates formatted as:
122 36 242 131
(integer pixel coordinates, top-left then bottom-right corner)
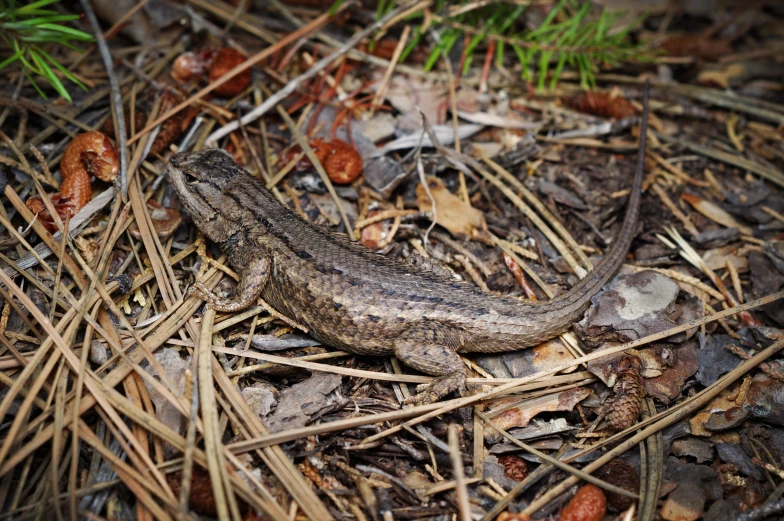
166 148 243 242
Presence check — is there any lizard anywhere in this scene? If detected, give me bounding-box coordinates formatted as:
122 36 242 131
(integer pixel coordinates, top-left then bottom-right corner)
166 84 650 405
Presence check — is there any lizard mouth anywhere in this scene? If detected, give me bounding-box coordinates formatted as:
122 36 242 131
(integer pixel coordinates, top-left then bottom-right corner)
165 162 188 193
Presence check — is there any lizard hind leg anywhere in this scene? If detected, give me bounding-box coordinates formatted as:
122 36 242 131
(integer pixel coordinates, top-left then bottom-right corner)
394 327 467 405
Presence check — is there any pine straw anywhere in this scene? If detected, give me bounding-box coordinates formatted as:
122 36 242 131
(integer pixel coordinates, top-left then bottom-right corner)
1 2 784 520
9 143 778 518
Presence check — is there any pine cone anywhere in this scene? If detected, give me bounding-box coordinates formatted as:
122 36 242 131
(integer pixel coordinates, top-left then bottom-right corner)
605 356 645 432
561 484 607 521
567 91 636 120
597 459 639 510
498 455 528 482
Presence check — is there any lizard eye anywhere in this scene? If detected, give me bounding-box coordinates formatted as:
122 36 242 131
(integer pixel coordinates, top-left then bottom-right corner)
183 172 198 184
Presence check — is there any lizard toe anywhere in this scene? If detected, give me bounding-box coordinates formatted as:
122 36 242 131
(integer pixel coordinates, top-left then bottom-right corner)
404 374 467 405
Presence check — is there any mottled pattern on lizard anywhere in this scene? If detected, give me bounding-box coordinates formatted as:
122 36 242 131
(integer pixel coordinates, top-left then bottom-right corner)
166 86 650 404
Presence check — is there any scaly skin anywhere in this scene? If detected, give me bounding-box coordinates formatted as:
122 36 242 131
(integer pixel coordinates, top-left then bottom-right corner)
167 86 650 404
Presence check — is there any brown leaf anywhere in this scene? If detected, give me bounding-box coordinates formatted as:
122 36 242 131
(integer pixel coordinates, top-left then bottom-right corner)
660 481 705 521
490 387 590 434
416 176 485 236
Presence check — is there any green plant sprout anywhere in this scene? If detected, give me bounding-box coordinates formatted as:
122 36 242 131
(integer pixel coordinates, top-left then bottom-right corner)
0 0 94 102
365 0 649 89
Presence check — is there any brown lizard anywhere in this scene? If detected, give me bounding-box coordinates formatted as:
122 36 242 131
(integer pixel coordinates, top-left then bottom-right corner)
166 85 650 405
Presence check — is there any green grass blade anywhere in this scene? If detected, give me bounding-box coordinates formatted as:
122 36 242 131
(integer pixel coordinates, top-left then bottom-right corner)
11 14 81 26
18 53 41 75
28 47 72 101
537 50 552 90
498 5 526 34
399 25 423 62
14 0 61 15
38 47 87 90
23 68 47 100
549 52 568 89
328 0 345 16
33 22 93 40
0 48 23 70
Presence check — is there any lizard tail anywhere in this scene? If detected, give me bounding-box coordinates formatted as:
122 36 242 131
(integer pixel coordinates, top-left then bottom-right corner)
524 80 650 329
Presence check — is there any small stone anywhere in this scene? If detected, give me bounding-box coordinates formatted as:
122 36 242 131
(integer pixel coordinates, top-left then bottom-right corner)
90 340 107 365
241 383 278 418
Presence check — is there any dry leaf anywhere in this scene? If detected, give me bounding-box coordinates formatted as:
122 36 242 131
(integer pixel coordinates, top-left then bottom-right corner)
681 192 753 235
416 176 485 236
489 387 590 433
383 75 447 129
689 389 737 437
660 481 705 521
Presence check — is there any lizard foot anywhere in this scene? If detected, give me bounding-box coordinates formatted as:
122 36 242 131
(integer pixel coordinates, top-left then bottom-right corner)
186 282 238 311
394 329 467 406
403 373 467 406
187 257 272 313
186 282 217 305
186 282 247 312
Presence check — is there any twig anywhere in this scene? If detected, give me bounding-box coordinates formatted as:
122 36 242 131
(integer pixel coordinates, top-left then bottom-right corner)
271 92 356 240
638 398 663 521
197 309 241 521
650 182 699 236
448 425 471 521
728 498 784 521
370 24 411 119
212 347 590 386
479 151 593 271
78 0 128 201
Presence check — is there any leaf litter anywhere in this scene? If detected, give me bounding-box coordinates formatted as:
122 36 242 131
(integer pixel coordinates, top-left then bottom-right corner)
0 2 784 521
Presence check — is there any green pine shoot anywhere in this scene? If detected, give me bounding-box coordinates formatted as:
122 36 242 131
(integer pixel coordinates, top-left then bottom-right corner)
0 0 94 102
350 0 649 90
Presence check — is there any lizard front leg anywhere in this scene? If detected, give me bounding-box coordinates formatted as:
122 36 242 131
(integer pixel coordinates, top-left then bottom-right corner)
189 257 270 313
394 324 467 405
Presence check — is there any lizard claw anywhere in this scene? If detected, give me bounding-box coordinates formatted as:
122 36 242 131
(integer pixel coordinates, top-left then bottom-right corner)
186 282 216 307
403 374 467 406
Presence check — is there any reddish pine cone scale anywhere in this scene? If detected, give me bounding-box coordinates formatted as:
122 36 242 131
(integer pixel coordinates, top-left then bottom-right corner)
280 138 363 185
26 131 118 232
